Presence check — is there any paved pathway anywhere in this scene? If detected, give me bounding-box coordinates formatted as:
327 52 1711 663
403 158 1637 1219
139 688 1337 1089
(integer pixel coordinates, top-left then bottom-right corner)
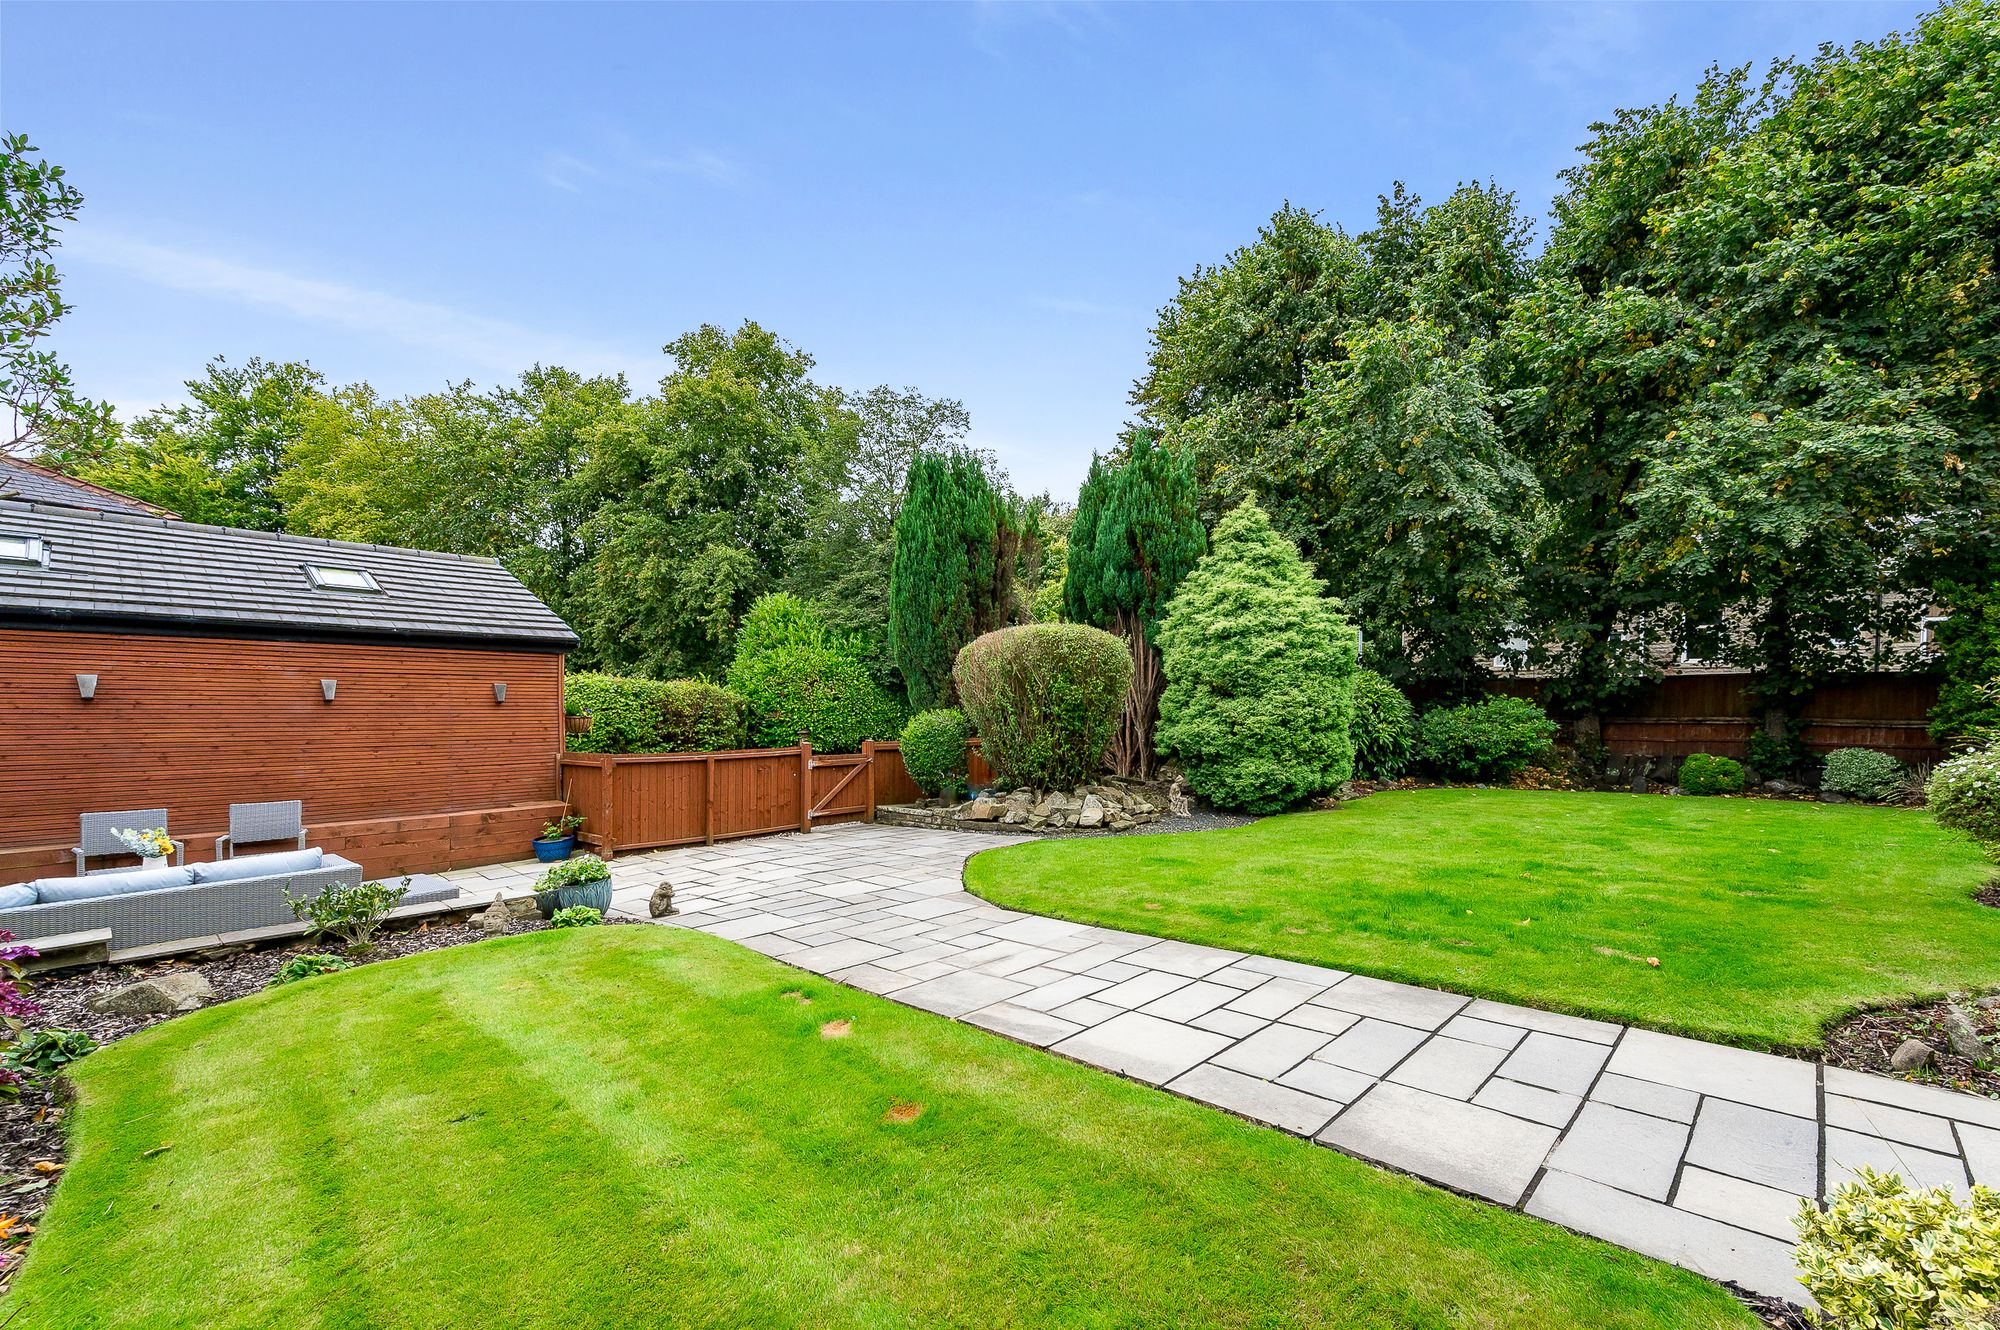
449 824 2000 1306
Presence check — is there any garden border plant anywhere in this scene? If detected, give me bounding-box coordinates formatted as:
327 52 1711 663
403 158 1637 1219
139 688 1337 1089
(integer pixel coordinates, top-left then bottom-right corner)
953 623 1130 790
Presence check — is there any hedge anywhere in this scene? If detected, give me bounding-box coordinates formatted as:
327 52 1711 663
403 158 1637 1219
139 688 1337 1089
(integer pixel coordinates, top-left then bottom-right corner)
730 644 905 754
564 673 749 754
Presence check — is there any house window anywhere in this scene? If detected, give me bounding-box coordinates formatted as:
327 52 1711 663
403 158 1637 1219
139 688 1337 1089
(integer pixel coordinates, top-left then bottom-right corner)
1680 621 1724 665
303 563 383 593
0 534 47 567
1921 614 1950 655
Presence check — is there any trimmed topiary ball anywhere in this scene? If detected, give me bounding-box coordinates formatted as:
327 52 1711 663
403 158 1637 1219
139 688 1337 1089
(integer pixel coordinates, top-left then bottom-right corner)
953 624 1131 789
1351 670 1418 780
1416 696 1558 783
1678 753 1746 796
899 709 971 797
1154 500 1358 813
1821 747 1906 802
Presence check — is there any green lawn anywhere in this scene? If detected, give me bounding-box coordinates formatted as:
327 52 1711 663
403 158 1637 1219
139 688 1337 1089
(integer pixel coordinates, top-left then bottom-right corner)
12 927 1751 1330
967 788 2000 1050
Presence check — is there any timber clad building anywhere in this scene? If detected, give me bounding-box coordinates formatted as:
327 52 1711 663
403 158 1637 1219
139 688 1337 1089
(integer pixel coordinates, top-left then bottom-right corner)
0 456 577 882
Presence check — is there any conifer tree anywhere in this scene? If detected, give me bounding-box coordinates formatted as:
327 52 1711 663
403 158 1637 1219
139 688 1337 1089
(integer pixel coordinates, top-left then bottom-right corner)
1156 499 1358 812
1062 432 1206 776
888 451 1019 708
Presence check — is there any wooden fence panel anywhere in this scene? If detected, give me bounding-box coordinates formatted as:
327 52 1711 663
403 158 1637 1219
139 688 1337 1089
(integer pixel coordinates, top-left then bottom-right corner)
1498 672 1943 764
561 737 996 857
710 751 802 841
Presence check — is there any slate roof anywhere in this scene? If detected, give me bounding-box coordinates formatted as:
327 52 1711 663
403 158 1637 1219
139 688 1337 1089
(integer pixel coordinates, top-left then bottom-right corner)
0 454 177 517
0 498 578 651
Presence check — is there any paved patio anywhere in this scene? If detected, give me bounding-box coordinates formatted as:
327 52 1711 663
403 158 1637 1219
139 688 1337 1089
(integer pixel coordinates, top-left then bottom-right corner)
448 823 2000 1306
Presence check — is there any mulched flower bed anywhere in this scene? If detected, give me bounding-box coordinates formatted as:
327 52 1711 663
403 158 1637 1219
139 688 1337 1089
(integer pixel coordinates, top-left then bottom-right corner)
1733 1284 1810 1330
1822 994 2000 1100
0 911 616 1285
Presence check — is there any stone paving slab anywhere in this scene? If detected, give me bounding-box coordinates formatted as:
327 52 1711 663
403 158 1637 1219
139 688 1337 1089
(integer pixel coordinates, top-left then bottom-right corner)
451 822 2000 1309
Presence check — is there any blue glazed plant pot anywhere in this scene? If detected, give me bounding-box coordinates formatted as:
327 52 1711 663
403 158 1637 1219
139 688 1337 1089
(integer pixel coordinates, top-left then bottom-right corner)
536 878 612 918
532 835 576 863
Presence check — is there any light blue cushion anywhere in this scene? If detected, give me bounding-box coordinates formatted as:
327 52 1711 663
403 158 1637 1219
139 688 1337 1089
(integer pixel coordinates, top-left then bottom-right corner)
0 884 35 909
190 848 323 885
33 867 195 903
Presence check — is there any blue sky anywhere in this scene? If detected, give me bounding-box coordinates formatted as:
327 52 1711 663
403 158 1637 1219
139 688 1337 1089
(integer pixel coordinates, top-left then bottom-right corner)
5 0 1928 499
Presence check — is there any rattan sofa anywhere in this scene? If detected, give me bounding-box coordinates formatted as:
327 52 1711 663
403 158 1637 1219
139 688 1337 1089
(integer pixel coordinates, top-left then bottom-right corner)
0 850 455 950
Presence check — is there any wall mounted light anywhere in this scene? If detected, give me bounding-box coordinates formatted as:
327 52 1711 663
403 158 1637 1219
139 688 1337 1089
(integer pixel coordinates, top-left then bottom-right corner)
321 678 337 703
493 681 507 704
76 673 98 701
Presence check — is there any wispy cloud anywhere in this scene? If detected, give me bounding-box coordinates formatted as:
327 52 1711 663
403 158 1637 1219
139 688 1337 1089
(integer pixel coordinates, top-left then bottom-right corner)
969 0 1119 59
69 228 655 382
537 134 745 194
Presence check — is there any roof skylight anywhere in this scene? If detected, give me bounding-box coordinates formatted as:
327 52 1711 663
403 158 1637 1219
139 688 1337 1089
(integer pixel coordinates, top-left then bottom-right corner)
0 534 47 567
304 563 383 593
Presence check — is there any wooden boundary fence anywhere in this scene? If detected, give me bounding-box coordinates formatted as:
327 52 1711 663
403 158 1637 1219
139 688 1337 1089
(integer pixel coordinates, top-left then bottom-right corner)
561 737 990 858
1495 673 1945 765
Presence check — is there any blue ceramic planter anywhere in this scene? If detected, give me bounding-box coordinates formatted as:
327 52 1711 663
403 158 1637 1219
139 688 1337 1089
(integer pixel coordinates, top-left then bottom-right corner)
532 834 576 863
536 877 613 917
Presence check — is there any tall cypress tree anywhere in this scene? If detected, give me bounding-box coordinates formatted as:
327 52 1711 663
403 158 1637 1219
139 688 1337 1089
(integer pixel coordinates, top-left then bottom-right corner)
889 451 1013 709
1062 431 1207 776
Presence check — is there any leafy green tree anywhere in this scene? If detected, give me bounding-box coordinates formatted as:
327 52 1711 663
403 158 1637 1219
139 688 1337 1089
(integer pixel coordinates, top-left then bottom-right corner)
1062 431 1206 775
1302 318 1536 697
1933 582 2000 745
888 450 1024 708
72 357 324 529
783 385 986 690
2 134 110 452
282 366 627 640
1362 180 1534 345
1155 500 1359 812
1511 7 2000 738
1133 203 1371 546
571 322 854 678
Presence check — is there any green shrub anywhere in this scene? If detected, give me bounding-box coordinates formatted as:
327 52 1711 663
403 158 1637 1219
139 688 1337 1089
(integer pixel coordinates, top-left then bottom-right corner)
1155 501 1358 813
564 673 749 754
733 592 859 662
900 709 971 796
1822 747 1906 802
1745 720 1809 780
285 878 410 954
954 624 1131 789
1794 1168 2000 1329
1929 745 2000 860
1677 753 1746 796
1416 696 1558 783
1931 581 2000 745
1351 670 1418 780
550 905 603 928
537 854 611 890
3 1027 95 1078
729 644 904 753
266 953 355 988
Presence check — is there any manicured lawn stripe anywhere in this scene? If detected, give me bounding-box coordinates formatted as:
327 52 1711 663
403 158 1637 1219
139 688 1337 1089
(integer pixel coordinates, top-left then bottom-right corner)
10 927 1752 1328
967 788 1998 1050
